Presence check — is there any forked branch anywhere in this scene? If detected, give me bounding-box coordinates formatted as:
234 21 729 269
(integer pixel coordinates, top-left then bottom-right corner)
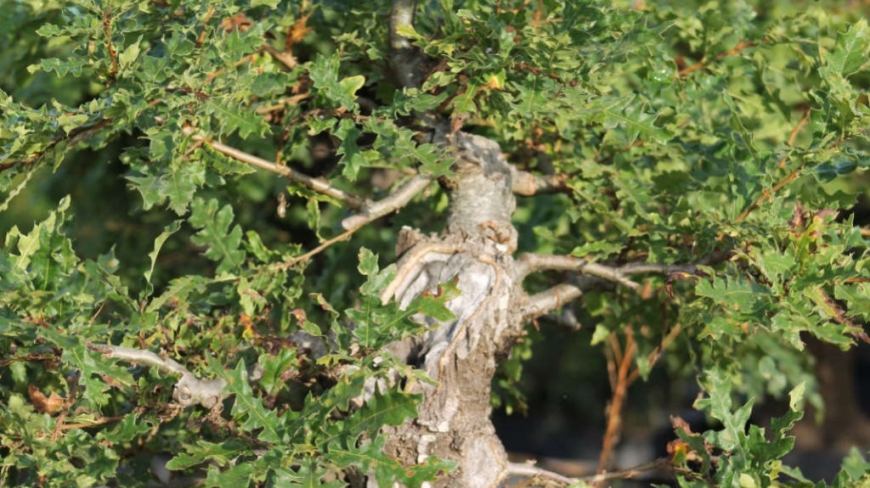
184 127 433 232
520 253 715 319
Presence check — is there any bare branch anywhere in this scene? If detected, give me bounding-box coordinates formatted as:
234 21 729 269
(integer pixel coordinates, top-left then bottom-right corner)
519 252 723 319
273 225 361 270
506 457 672 486
341 174 432 230
524 283 584 320
390 0 421 89
580 458 672 485
182 127 366 209
506 462 574 486
516 254 640 290
88 343 227 409
510 168 569 196
619 262 699 275
255 93 310 114
541 307 582 330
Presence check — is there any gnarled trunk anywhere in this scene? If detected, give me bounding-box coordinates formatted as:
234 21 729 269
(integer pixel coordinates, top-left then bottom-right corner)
380 133 526 487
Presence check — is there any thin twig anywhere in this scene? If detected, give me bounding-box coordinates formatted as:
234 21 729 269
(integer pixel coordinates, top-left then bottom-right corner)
182 127 366 209
205 52 257 84
273 225 362 271
102 8 118 82
779 108 810 169
2 119 112 172
255 93 311 114
59 415 125 431
628 323 682 384
507 458 673 486
736 108 811 222
618 262 699 276
52 371 81 441
678 40 758 77
596 330 636 481
581 458 672 484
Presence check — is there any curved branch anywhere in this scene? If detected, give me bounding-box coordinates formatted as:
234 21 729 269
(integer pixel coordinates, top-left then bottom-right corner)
88 343 227 409
341 174 432 230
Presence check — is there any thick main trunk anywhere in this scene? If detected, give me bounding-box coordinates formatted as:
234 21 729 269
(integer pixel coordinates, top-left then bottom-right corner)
381 133 525 487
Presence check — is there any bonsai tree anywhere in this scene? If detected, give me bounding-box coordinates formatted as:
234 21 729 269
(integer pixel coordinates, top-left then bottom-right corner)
2 0 870 486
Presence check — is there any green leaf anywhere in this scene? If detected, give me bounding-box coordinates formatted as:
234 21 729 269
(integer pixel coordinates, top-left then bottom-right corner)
335 118 366 180
272 460 345 488
189 198 246 274
598 96 674 145
144 220 181 292
166 439 250 470
309 54 361 109
344 388 420 436
224 361 283 443
339 75 366 102
118 38 142 72
590 324 610 345
824 18 870 76
357 248 379 277
207 101 269 139
126 162 205 215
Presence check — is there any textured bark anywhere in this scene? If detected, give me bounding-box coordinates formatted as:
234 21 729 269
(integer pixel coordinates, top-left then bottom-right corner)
380 133 526 487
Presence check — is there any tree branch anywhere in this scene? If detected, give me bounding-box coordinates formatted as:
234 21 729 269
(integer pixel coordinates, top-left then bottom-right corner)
510 168 569 196
184 128 433 235
524 283 584 320
618 262 700 276
519 253 722 319
678 40 758 77
506 462 575 486
506 457 672 486
341 174 432 230
88 343 227 409
390 0 421 89
516 254 641 290
182 127 366 209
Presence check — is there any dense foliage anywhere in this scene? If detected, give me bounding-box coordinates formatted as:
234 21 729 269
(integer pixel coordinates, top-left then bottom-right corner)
2 0 870 486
